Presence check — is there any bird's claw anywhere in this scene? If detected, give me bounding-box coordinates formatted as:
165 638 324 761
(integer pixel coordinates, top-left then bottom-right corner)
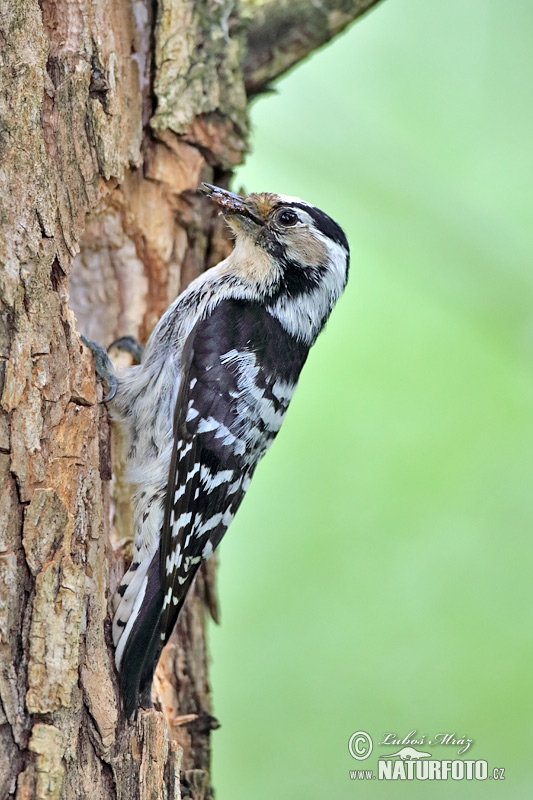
81 335 118 403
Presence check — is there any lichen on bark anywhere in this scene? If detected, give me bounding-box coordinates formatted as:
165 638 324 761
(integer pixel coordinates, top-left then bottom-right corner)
152 0 249 144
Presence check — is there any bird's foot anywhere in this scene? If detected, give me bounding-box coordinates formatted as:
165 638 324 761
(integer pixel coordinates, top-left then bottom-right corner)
81 335 118 402
108 335 144 365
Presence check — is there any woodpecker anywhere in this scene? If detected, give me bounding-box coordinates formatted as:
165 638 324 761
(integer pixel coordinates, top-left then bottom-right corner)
104 184 350 716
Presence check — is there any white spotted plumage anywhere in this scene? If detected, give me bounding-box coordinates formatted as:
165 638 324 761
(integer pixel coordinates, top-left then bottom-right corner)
108 184 349 715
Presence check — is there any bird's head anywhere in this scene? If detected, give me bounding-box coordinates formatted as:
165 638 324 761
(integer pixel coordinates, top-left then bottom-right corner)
201 183 350 342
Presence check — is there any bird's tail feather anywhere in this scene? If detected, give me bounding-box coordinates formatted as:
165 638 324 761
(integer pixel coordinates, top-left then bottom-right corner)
113 552 164 717
113 555 151 657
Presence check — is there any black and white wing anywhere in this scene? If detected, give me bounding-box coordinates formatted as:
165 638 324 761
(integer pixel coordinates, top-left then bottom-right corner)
159 297 309 645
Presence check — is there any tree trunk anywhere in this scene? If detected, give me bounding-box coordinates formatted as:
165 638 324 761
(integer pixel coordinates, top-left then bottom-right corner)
0 1 381 797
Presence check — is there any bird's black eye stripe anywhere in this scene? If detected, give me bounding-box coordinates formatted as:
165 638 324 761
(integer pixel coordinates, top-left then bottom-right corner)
276 209 299 227
284 203 349 250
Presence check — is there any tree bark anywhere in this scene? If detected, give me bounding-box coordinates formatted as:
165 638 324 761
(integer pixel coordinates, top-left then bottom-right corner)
0 1 381 797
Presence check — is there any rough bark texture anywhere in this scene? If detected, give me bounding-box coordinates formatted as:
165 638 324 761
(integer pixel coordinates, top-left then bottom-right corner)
0 0 381 798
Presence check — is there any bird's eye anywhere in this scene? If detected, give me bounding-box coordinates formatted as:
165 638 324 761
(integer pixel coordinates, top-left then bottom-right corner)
276 209 298 226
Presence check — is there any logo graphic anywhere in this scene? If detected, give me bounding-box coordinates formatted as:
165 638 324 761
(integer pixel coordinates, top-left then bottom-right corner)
347 729 506 782
379 746 431 761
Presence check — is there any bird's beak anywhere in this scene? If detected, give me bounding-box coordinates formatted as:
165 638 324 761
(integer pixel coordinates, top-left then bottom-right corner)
200 183 262 226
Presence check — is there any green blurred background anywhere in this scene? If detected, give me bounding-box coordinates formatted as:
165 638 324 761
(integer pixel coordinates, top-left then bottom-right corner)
210 1 533 796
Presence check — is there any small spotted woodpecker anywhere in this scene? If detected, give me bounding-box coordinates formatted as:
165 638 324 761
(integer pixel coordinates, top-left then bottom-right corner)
108 184 350 715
